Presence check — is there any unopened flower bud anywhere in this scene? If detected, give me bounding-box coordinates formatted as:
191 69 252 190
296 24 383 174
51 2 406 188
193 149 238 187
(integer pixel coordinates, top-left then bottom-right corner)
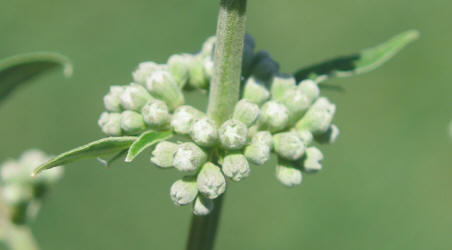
250 51 280 82
197 162 226 199
188 55 209 89
190 118 218 147
233 100 260 127
275 159 302 187
103 86 124 112
35 167 64 185
295 130 313 146
172 143 207 173
242 77 270 106
1 160 25 184
222 154 250 182
315 124 340 144
260 101 289 132
244 143 271 165
2 184 32 206
141 99 170 128
302 147 324 173
298 79 319 102
218 119 248 150
251 131 273 149
270 75 296 100
203 57 214 80
247 125 258 140
281 88 311 124
120 83 152 112
151 141 178 168
170 176 198 206
168 54 192 88
146 70 184 111
98 112 122 136
132 62 166 85
120 111 146 135
171 106 205 135
296 97 336 134
193 195 214 216
273 132 305 161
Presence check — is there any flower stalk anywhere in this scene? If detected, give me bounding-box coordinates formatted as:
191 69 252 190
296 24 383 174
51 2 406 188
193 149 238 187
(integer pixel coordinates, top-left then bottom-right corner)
187 0 248 249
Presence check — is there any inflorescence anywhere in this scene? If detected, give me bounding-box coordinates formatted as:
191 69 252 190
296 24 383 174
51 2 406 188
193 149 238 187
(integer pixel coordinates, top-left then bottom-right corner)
98 35 339 215
0 150 63 224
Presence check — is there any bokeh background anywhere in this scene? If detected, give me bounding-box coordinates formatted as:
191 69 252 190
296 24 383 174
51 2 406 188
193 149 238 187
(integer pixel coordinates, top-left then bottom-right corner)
1 0 451 249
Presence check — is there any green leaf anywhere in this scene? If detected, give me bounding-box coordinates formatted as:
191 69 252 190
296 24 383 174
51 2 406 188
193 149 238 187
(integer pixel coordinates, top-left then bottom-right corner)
294 30 419 83
32 137 137 175
125 130 173 162
0 52 72 103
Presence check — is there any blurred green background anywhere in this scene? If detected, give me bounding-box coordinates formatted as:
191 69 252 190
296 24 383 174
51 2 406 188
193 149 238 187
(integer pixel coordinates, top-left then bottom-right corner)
1 0 451 249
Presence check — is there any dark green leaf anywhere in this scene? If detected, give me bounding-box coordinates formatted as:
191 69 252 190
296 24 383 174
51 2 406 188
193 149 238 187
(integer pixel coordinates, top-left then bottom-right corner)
0 52 72 103
32 137 137 175
294 30 419 82
125 130 173 162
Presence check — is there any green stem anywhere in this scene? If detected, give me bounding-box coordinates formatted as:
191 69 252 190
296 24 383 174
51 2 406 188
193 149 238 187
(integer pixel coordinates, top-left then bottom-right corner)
186 0 247 250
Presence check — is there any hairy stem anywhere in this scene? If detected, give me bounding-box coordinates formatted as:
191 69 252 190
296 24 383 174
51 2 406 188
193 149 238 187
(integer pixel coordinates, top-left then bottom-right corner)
186 0 247 250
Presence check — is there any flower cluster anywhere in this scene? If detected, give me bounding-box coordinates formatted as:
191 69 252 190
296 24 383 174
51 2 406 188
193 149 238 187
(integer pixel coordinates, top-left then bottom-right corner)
98 35 339 215
0 150 63 224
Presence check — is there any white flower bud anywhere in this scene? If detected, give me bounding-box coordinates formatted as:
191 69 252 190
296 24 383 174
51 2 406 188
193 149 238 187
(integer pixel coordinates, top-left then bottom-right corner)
296 97 336 134
218 119 248 150
270 75 296 100
275 160 302 187
302 147 324 173
120 111 146 135
251 131 273 149
20 149 49 169
168 54 192 88
250 51 280 82
146 70 185 111
141 99 170 128
273 132 305 161
243 77 270 106
233 100 260 127
0 160 25 184
315 124 340 144
193 196 214 216
190 118 218 147
203 57 214 80
132 62 166 85
222 154 250 182
188 55 209 89
281 88 311 124
298 79 319 102
170 176 198 206
37 167 64 185
295 129 313 146
171 106 205 135
260 101 289 132
120 83 152 112
103 86 124 112
201 36 216 58
2 184 32 206
244 143 271 165
197 162 226 199
172 143 207 173
151 141 178 168
98 112 122 136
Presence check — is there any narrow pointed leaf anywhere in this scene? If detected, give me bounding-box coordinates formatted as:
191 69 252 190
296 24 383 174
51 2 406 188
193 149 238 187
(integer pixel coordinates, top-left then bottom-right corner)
125 130 173 162
0 52 72 102
294 30 419 82
33 137 137 175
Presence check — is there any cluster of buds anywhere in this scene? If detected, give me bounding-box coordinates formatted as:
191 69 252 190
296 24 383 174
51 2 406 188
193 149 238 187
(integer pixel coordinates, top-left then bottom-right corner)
0 150 63 224
98 35 339 215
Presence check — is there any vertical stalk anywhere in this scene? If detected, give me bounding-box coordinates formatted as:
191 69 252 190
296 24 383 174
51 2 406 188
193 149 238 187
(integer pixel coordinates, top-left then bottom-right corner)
186 0 247 250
